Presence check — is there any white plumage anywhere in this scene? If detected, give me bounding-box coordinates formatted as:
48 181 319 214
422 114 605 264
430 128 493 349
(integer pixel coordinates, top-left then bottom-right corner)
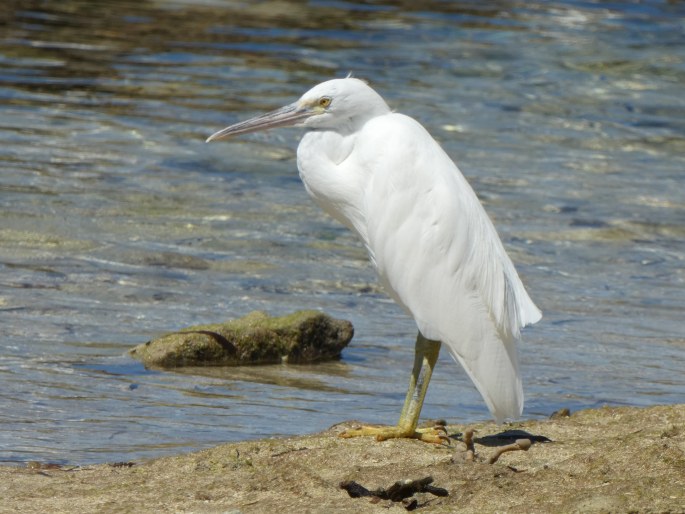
208 77 541 431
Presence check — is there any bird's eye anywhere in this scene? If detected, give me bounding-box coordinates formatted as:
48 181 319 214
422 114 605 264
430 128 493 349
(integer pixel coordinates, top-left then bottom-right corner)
318 96 332 108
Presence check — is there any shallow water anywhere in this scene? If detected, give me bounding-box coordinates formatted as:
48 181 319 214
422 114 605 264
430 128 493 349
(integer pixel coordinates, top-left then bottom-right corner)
1 0 683 465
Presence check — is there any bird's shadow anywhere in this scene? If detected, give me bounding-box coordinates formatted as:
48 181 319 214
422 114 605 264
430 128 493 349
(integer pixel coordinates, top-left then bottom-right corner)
451 429 552 447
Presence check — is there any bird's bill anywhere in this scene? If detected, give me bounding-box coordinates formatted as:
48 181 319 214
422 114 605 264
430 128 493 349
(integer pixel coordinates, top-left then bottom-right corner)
206 102 313 142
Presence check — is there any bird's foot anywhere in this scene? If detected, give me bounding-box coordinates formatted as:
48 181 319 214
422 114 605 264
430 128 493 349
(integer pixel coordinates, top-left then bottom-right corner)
339 423 450 445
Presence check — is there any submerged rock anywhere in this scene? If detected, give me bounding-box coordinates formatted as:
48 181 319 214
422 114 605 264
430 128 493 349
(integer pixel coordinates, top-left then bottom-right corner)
129 310 354 368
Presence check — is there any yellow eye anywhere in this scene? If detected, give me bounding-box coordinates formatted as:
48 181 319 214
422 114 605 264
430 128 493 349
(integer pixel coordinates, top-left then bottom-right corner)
318 96 332 108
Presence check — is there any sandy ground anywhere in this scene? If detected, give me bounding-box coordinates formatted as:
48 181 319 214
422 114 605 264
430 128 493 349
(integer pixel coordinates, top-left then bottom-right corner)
1 404 683 513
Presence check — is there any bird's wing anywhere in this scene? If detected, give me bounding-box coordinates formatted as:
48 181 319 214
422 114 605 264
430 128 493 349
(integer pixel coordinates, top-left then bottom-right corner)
351 113 541 422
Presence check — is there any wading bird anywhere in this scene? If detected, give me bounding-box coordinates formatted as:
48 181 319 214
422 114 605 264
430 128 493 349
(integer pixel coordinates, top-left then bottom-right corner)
207 78 541 443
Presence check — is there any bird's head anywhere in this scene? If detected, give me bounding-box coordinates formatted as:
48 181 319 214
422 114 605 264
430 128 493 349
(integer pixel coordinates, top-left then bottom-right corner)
206 77 390 142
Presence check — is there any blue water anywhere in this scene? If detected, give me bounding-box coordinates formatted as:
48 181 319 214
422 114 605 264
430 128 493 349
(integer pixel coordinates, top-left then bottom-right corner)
1 0 683 465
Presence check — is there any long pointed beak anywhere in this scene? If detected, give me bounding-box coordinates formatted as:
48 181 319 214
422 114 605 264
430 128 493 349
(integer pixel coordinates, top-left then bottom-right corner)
206 103 313 142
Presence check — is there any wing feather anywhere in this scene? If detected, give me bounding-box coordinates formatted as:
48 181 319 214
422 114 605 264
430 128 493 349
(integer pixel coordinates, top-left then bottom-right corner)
349 113 541 422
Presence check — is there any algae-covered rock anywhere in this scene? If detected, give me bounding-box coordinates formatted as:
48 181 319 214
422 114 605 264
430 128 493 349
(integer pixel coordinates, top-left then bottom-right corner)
129 310 353 368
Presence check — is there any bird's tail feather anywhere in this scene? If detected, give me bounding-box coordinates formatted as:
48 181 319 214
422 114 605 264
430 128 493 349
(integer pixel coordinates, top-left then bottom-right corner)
436 296 524 424
446 338 523 424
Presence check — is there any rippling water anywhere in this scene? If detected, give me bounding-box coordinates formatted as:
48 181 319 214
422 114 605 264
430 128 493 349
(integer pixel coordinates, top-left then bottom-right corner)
1 0 683 465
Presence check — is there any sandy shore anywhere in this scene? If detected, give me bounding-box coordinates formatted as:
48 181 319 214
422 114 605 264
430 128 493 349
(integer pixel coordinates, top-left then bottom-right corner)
1 404 683 513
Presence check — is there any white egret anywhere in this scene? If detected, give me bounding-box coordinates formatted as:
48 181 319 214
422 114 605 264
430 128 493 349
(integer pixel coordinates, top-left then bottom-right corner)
207 78 541 443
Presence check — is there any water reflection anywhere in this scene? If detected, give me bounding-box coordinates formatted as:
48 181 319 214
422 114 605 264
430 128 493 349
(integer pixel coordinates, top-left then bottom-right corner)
0 0 684 464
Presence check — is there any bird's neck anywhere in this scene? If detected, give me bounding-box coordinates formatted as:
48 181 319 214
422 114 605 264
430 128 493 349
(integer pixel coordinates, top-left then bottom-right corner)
296 130 370 243
301 130 355 165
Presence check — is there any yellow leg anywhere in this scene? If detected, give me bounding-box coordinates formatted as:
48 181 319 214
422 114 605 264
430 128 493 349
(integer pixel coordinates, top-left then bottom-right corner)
340 333 446 444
